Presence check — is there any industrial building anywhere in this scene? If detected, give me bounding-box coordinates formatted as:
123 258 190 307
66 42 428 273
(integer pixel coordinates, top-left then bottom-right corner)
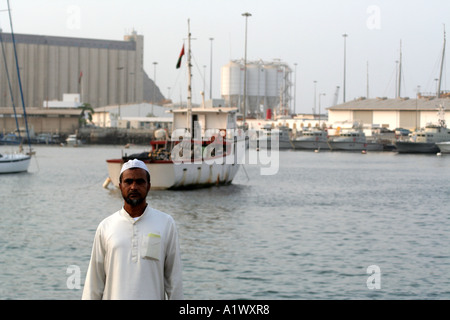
328 96 450 130
0 31 145 109
91 103 170 128
0 31 170 137
0 106 80 136
221 59 292 118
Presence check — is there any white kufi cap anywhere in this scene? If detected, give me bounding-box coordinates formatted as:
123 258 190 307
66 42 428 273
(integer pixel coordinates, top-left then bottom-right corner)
120 159 150 176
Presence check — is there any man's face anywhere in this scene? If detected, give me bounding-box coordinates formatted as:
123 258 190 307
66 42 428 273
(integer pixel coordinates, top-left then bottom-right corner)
119 168 151 206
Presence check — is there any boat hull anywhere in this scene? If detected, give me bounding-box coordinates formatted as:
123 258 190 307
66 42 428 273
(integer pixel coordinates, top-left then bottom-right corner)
0 154 31 173
436 142 450 153
292 140 330 150
329 141 368 151
107 159 241 190
254 138 293 149
365 141 385 151
395 141 440 153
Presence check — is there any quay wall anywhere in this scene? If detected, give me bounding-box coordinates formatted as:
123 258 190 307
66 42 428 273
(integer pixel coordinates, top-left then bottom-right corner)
78 127 155 145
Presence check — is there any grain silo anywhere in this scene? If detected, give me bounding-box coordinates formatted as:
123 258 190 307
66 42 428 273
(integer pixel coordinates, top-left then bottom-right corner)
0 30 145 109
220 60 243 109
221 59 292 118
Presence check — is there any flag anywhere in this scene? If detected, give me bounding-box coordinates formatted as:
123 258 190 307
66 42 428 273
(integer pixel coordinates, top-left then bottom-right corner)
78 71 83 84
176 44 185 69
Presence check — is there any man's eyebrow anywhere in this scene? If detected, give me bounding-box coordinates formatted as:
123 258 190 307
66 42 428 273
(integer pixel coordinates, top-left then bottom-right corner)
124 178 146 182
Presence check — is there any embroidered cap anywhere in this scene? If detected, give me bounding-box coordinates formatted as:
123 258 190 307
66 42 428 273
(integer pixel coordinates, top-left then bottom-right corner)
120 159 150 176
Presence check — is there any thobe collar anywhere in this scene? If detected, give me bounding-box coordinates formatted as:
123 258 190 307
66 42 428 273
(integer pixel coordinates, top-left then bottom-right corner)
120 204 151 224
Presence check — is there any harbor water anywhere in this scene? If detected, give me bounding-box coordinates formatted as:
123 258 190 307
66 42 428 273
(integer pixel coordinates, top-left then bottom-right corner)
1 145 450 299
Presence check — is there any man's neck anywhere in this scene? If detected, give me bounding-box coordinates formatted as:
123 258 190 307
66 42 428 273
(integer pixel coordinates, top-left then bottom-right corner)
124 203 148 218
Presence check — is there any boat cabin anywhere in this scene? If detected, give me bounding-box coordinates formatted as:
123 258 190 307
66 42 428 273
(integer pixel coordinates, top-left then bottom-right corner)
169 107 238 140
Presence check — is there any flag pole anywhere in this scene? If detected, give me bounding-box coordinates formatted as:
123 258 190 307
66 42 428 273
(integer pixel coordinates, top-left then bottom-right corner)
186 19 192 136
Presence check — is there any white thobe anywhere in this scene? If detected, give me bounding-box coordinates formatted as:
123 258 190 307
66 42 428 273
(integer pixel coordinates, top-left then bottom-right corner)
82 206 183 300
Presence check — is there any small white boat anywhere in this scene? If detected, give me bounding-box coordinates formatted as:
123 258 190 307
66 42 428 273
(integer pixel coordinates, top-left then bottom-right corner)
0 153 31 174
66 134 81 146
0 11 33 174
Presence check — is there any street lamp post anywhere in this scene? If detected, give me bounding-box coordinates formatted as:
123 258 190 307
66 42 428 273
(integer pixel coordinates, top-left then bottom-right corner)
203 65 206 95
342 34 348 103
152 61 158 115
294 63 298 115
209 37 214 100
242 12 251 125
313 80 317 115
319 93 326 127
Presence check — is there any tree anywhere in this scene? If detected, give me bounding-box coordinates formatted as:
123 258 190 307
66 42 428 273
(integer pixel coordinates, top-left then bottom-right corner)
78 103 95 127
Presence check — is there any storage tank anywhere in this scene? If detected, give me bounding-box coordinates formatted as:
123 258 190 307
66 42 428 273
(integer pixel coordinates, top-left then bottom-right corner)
221 61 242 96
247 63 265 97
221 59 292 117
246 63 266 115
264 64 282 110
264 64 283 97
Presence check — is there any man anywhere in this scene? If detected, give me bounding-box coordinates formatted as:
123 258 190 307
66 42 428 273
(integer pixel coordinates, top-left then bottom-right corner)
82 159 183 300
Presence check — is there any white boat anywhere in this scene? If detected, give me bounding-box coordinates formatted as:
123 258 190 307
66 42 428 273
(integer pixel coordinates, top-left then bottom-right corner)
105 20 245 190
395 125 450 153
252 124 293 149
66 134 81 146
396 30 450 154
436 141 450 153
106 107 245 189
395 105 450 153
329 128 368 151
0 8 33 174
292 128 330 150
0 153 31 173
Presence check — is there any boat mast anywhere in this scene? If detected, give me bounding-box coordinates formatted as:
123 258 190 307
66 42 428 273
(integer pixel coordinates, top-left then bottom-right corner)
0 32 21 138
437 25 446 98
186 19 192 136
7 0 32 152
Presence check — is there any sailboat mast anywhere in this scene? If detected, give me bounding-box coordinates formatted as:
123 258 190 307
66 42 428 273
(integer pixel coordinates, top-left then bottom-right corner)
437 25 446 98
7 0 31 151
186 19 192 135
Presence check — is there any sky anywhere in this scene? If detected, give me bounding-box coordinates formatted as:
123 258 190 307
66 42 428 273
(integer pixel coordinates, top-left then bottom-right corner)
1 0 450 114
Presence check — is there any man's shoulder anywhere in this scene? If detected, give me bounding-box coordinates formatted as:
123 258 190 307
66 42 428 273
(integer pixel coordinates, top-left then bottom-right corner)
149 207 174 221
97 210 122 228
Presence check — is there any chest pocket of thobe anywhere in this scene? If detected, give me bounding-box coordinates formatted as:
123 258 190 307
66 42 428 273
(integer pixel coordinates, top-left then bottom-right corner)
142 233 161 261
